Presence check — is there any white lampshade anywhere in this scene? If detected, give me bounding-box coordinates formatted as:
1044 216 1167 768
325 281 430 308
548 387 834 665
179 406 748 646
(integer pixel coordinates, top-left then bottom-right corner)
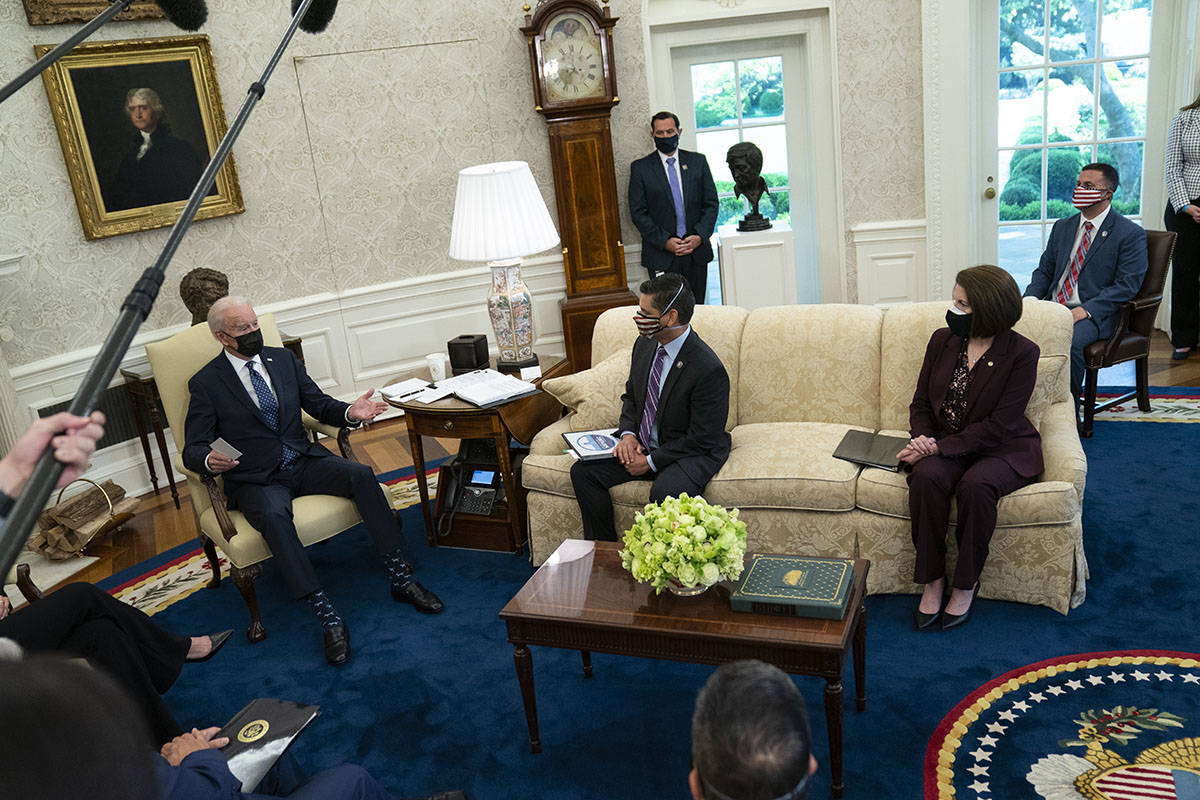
447 161 560 262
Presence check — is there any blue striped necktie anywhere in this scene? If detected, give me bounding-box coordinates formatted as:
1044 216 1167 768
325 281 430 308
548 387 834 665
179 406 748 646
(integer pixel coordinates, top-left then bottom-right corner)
246 361 299 470
639 345 668 447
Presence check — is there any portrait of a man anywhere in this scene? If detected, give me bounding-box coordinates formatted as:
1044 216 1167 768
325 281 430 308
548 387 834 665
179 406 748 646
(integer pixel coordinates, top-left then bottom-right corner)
104 87 208 212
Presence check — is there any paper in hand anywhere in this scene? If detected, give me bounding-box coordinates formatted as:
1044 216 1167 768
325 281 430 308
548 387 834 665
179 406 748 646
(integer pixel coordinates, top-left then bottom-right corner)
211 438 243 460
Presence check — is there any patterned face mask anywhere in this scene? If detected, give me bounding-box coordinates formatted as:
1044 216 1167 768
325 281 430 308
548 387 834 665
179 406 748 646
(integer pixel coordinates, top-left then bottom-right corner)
633 283 685 338
1072 186 1109 210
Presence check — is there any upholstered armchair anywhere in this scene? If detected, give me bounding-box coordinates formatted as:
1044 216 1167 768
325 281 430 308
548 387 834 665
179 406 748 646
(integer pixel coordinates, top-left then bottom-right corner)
145 313 373 643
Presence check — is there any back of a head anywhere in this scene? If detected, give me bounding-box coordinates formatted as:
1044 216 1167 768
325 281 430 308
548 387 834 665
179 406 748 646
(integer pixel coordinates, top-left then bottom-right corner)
0 657 157 800
692 660 812 800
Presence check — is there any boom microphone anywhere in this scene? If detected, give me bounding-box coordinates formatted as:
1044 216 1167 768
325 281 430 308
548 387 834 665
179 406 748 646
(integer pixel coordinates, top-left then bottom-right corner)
154 0 208 31
291 0 337 32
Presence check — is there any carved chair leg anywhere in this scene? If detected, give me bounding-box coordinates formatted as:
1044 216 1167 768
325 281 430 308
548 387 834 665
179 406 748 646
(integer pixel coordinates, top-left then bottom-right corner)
231 563 268 643
1135 356 1151 412
202 536 222 589
1081 366 1098 438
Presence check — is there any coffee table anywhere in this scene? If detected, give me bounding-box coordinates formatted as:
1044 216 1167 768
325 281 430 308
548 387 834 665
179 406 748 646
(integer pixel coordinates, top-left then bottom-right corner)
499 541 868 797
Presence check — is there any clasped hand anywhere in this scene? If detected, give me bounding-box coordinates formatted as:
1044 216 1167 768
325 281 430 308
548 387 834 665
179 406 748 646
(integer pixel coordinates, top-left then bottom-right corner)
897 435 938 465
614 433 651 476
666 235 702 256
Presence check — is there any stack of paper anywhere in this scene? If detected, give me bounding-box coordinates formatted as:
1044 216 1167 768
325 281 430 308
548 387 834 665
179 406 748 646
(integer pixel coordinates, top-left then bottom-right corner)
438 369 538 407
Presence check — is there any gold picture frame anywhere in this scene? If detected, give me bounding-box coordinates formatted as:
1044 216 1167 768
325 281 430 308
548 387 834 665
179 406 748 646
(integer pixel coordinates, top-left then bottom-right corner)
22 0 164 26
37 34 244 240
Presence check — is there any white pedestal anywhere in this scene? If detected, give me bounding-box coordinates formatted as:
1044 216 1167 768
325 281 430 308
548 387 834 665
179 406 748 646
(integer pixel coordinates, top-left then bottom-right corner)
716 223 796 309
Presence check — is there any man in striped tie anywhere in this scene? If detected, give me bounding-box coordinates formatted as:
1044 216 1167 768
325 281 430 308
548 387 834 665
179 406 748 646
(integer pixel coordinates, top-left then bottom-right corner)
183 297 442 666
570 274 731 542
1024 163 1148 405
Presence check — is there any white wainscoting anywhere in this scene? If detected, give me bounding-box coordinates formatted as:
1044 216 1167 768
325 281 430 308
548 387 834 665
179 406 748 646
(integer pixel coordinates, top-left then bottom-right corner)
850 220 928 306
7 250 634 499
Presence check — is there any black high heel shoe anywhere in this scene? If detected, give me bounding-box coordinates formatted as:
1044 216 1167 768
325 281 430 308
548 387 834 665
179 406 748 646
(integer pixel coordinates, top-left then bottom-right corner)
187 629 233 662
941 582 980 631
913 594 946 631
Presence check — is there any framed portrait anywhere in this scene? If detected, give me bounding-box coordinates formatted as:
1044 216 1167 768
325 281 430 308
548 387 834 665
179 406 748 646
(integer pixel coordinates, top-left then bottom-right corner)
37 35 244 240
22 0 164 26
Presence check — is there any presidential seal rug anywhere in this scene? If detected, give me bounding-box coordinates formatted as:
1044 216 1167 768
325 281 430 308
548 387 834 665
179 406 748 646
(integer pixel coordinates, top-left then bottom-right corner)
925 650 1200 799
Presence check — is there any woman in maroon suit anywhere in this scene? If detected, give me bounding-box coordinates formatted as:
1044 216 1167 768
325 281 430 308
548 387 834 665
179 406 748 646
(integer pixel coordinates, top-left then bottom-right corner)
899 265 1043 631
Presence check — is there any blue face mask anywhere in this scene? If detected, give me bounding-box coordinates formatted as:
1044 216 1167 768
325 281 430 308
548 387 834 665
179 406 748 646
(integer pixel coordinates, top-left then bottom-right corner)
654 134 679 155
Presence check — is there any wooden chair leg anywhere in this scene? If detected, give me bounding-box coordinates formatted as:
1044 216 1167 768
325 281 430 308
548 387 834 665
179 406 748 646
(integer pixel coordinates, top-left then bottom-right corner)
1082 365 1098 438
231 563 268 643
202 536 222 589
15 563 43 604
1135 356 1151 412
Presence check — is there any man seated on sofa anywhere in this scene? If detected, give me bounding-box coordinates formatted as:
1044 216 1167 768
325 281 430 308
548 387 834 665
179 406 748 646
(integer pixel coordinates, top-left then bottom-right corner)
689 660 818 800
570 273 731 541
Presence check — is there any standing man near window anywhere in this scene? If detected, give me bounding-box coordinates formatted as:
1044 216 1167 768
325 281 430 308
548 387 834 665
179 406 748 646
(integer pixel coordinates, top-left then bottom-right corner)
1023 162 1148 404
628 111 720 303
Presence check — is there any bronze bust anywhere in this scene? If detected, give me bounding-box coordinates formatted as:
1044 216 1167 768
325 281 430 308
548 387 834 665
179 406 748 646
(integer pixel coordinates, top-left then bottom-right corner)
726 142 771 232
179 268 229 326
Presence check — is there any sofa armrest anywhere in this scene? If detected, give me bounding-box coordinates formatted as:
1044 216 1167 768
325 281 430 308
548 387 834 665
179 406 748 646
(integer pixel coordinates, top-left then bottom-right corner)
530 415 575 457
1038 400 1087 499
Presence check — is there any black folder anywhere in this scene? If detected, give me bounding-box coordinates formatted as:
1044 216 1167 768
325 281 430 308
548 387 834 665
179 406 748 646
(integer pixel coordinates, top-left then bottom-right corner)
216 698 320 791
832 429 911 472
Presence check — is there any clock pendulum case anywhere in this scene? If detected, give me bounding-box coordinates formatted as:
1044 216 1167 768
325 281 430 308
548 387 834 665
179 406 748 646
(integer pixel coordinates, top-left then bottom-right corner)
521 0 636 370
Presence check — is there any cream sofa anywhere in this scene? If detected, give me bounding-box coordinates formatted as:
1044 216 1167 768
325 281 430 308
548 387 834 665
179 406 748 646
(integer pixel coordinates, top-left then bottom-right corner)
521 300 1088 614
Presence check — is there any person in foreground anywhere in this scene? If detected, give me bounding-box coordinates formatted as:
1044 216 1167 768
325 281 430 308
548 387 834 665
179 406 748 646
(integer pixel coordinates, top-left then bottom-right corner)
1023 162 1148 404
183 296 443 666
570 273 731 541
0 410 106 519
900 265 1043 631
689 660 818 800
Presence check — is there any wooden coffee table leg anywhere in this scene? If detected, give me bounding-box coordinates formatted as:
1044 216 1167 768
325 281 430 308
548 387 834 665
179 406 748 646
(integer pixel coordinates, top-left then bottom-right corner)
513 644 541 753
581 650 592 678
854 601 867 712
824 678 845 798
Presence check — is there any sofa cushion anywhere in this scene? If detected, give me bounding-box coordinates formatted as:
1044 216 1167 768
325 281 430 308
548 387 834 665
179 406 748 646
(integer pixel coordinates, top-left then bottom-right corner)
704 422 864 512
855 460 1081 526
541 352 630 432
737 305 883 428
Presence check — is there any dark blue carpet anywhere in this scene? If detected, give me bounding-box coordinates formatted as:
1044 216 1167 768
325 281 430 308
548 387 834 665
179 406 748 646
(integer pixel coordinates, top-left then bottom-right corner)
149 421 1200 799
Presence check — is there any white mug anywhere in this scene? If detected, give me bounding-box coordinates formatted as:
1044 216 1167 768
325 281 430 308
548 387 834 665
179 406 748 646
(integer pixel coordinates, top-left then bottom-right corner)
426 353 447 382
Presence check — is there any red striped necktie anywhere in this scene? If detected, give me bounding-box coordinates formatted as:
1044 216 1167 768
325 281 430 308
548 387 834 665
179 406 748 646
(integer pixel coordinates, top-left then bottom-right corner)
1057 220 1094 305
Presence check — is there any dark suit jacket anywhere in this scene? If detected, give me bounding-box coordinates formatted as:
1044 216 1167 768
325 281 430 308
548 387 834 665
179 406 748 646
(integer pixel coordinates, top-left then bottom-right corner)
627 149 719 271
1023 210 1148 336
183 347 352 494
617 331 731 486
909 328 1044 478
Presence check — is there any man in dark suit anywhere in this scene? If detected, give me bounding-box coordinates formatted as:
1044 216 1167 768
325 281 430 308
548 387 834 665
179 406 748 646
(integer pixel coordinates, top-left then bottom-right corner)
570 274 730 541
1024 162 1148 402
628 111 720 302
183 297 442 666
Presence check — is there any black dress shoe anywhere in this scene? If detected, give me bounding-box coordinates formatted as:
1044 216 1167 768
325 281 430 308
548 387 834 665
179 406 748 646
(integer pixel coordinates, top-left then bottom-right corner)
1172 347 1194 360
323 621 351 666
391 581 444 614
913 606 942 631
187 629 234 662
942 582 980 631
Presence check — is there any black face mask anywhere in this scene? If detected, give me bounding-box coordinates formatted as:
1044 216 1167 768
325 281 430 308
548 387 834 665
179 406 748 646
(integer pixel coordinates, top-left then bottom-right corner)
945 309 973 339
230 328 264 358
654 134 679 154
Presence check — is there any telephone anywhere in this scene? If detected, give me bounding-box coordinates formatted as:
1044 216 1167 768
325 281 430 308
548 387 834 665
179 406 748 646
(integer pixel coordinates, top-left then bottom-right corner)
436 439 506 535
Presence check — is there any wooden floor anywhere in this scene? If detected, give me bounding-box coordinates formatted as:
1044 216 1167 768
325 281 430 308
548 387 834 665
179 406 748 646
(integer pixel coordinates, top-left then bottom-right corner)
35 330 1200 593
60 417 453 590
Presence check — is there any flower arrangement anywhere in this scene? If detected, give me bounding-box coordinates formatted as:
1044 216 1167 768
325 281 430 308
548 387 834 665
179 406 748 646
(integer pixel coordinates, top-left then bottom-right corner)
619 493 748 594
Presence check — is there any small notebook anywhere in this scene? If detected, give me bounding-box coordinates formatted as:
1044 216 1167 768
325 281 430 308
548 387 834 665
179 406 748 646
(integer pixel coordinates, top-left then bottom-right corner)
832 429 911 472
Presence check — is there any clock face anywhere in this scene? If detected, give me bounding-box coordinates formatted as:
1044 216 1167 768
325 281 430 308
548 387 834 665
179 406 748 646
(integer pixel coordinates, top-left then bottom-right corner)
540 11 606 103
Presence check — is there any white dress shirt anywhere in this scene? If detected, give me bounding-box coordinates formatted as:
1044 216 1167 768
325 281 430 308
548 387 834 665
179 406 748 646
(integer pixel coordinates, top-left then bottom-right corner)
223 350 276 409
1054 205 1111 307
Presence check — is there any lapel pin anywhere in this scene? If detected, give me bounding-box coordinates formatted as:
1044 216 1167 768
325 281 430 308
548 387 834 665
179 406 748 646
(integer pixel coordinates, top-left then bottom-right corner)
987 361 993 367
681 164 688 170
1101 231 1108 237
676 361 683 368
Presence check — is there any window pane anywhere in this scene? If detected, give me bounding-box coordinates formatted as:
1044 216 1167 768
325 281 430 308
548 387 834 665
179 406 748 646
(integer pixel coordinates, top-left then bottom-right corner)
692 62 737 129
1047 144 1091 218
1046 63 1095 142
761 190 790 225
738 56 784 122
742 124 788 177
697 129 742 184
1049 1 1097 61
1097 60 1147 139
1000 0 1045 67
717 196 745 229
1098 139 1144 215
999 150 1043 221
998 224 1043 290
999 68 1045 149
1101 0 1152 58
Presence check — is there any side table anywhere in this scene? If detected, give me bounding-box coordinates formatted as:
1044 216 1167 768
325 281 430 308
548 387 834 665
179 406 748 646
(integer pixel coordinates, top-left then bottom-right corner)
389 355 570 552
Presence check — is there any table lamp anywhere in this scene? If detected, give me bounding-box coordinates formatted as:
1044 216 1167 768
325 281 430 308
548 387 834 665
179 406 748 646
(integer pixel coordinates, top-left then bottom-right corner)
448 161 560 373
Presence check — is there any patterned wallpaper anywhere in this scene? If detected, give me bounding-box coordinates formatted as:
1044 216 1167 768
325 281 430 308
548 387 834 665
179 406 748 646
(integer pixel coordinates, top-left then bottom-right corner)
0 0 922 365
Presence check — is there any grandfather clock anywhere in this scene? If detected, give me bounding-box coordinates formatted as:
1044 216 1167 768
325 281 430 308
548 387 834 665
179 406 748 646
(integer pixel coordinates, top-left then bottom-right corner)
521 0 636 370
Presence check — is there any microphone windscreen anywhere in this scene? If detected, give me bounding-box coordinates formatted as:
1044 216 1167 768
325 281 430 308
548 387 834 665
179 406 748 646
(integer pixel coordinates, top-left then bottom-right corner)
292 0 337 32
153 0 207 30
